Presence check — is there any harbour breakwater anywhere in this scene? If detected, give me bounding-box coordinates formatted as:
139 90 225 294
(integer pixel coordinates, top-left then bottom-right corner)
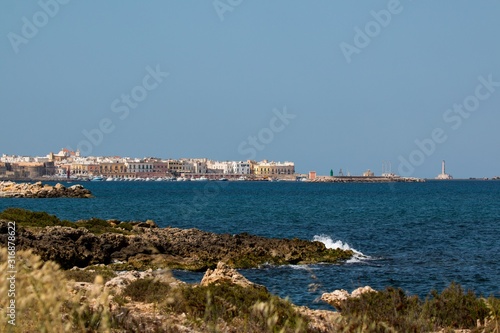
0 181 92 198
310 176 425 183
0 211 353 270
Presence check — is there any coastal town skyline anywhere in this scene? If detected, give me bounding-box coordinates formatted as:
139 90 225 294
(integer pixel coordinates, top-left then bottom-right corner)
1 2 499 178
0 148 497 180
0 148 297 180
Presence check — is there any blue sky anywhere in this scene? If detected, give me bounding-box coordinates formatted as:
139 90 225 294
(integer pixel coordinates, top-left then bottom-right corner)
1 0 499 177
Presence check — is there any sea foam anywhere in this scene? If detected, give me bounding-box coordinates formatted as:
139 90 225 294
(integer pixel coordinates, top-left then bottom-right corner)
312 234 370 263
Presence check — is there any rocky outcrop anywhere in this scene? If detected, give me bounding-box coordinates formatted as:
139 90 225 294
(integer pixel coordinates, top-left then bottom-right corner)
104 269 182 293
0 220 353 270
294 306 341 332
201 261 263 289
321 286 376 311
0 181 92 198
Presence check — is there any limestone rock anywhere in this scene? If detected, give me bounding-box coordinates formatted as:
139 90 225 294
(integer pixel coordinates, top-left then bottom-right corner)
105 271 154 293
294 306 340 333
201 261 262 290
0 181 92 198
321 286 377 311
145 219 158 228
105 269 183 295
321 289 349 310
351 286 376 298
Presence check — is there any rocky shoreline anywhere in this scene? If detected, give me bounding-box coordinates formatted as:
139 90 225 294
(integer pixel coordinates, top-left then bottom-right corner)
1 210 497 332
0 214 353 271
0 181 92 198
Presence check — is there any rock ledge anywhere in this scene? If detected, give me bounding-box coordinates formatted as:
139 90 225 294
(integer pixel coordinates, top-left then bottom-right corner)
0 181 92 198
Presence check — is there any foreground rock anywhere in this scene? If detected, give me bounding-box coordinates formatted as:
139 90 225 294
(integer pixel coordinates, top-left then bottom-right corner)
0 181 92 198
0 219 353 270
201 261 265 289
321 286 376 311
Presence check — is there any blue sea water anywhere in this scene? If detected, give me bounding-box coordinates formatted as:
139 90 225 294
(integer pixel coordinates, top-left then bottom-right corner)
1 180 499 309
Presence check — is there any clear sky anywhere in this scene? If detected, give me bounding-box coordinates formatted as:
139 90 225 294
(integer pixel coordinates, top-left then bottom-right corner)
1 1 499 178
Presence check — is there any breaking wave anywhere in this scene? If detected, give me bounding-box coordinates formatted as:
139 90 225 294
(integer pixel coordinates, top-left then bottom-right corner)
312 234 371 263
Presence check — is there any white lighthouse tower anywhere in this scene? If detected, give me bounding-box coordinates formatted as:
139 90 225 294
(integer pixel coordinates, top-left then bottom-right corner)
436 160 453 180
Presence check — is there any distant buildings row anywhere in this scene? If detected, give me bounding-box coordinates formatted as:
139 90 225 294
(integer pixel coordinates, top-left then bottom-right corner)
0 149 295 180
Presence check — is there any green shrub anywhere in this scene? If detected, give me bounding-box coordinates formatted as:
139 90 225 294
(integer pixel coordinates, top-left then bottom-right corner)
118 222 134 231
65 266 117 283
339 287 430 332
168 283 307 332
337 283 494 332
422 282 489 329
123 278 172 303
0 207 74 228
74 218 130 235
0 208 134 234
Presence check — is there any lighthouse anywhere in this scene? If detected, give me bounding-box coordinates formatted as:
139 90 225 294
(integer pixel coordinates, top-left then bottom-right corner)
436 160 453 180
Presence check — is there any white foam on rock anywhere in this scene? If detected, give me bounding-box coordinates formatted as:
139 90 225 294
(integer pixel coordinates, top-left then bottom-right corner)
312 235 371 263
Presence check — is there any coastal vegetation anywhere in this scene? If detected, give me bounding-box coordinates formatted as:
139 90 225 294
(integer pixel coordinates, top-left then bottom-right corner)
0 207 134 234
0 207 74 228
334 284 499 332
1 208 499 332
1 248 499 332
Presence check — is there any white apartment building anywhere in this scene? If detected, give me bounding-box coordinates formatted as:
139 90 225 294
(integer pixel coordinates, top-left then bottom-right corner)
232 161 251 174
207 161 233 174
125 160 154 173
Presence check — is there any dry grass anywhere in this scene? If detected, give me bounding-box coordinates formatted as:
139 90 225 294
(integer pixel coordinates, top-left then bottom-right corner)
1 247 498 333
0 248 113 333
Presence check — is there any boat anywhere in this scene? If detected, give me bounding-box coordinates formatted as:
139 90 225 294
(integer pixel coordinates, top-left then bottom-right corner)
91 176 104 182
218 177 228 181
237 176 247 181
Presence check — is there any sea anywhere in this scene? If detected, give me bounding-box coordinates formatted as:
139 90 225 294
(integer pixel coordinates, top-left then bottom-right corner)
1 180 499 310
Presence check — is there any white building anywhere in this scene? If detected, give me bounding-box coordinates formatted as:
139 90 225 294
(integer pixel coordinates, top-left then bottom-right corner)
125 159 153 174
207 160 233 174
189 159 208 174
232 161 251 174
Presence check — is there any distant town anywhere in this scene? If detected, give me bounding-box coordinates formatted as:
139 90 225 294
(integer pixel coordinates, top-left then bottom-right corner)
0 148 296 181
1 149 497 182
